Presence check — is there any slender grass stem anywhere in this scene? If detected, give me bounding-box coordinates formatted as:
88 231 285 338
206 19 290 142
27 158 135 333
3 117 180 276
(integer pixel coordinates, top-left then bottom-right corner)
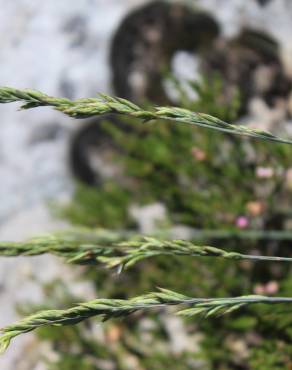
1 233 292 270
1 288 292 353
0 87 291 144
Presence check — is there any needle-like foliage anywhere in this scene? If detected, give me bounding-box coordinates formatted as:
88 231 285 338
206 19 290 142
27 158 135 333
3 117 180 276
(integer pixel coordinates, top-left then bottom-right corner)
0 87 291 144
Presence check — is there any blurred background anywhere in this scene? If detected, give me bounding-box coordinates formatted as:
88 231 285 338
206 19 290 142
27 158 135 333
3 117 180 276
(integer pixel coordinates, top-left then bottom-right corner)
1 0 292 369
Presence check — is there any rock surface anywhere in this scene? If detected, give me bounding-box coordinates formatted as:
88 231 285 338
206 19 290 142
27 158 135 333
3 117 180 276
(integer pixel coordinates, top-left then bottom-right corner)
0 1 146 368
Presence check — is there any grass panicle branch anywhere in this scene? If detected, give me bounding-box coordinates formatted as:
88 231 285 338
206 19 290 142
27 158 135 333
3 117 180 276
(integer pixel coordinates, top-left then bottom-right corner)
1 233 292 269
0 229 128 264
96 237 292 270
1 288 292 353
0 86 291 144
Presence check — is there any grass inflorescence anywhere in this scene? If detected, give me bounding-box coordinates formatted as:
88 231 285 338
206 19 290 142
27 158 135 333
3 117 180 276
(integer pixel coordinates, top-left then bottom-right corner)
1 288 292 353
1 232 292 269
0 86 291 144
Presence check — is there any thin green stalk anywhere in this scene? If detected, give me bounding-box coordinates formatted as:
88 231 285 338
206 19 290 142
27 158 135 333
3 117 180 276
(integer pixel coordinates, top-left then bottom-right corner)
1 288 292 353
0 87 291 144
1 233 292 270
177 228 292 241
96 237 292 270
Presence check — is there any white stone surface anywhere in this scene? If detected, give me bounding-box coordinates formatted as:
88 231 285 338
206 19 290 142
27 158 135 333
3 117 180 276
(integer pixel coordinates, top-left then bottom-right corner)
0 1 148 368
0 0 144 225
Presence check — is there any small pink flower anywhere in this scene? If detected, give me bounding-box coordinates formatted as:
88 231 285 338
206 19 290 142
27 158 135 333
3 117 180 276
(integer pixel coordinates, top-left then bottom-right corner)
253 281 279 295
246 201 265 217
236 216 249 229
256 167 274 178
265 281 279 295
254 284 265 295
191 147 206 161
